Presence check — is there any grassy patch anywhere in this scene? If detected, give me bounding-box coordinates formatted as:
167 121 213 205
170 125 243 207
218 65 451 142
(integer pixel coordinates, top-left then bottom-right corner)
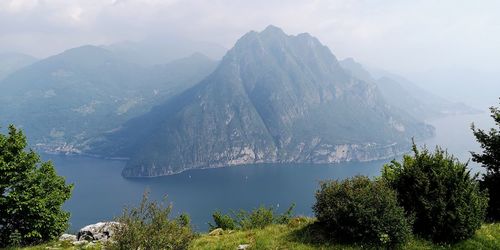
191 217 357 250
190 219 500 250
13 240 102 250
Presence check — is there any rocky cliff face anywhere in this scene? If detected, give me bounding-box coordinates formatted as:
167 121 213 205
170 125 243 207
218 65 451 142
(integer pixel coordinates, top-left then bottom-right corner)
90 25 434 177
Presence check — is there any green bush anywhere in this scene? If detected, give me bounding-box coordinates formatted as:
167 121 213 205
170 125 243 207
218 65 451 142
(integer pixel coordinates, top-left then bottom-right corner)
237 206 275 229
472 101 500 221
209 211 236 230
382 144 488 243
0 125 73 247
208 204 295 231
313 176 411 247
110 192 194 250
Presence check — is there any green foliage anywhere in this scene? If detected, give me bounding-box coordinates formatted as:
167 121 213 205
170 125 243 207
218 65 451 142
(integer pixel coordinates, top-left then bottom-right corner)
472 100 500 221
237 206 275 230
110 192 194 250
178 213 191 227
209 211 236 231
313 175 411 247
0 125 73 247
382 143 488 243
208 204 295 231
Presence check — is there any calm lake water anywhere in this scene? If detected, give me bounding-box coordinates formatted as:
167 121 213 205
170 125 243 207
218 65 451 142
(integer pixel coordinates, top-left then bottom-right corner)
43 113 493 232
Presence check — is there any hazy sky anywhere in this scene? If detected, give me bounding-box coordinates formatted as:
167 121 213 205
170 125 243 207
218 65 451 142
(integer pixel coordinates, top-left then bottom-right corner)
1 0 499 74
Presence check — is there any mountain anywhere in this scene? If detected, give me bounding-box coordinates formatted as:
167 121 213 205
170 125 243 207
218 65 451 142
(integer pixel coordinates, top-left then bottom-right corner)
89 25 434 177
0 52 37 80
0 46 217 152
339 58 480 120
406 68 500 109
104 37 227 66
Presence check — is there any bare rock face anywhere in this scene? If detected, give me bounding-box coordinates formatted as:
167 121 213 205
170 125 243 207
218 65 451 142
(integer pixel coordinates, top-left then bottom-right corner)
77 221 121 241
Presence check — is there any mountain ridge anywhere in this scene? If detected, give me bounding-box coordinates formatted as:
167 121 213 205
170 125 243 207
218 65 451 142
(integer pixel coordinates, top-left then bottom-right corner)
0 45 217 151
0 52 37 80
339 57 480 120
89 26 434 177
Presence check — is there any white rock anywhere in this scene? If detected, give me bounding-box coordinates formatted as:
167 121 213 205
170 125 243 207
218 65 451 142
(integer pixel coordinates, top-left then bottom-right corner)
59 233 77 242
77 221 122 241
238 244 250 250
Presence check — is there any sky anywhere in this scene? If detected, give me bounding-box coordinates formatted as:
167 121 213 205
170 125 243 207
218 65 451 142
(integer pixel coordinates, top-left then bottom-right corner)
1 0 500 75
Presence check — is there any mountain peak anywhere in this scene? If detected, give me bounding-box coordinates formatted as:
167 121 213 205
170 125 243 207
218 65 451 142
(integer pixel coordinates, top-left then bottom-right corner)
261 25 286 35
186 52 211 61
339 57 375 83
64 45 109 54
56 45 116 62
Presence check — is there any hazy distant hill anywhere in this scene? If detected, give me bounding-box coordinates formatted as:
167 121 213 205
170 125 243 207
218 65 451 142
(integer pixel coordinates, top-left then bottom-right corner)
0 45 217 151
0 52 37 80
339 58 479 120
406 68 500 109
90 26 434 177
103 38 227 66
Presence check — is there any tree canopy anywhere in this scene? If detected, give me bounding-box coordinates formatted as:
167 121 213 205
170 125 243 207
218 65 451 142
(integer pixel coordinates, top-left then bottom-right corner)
0 125 73 247
472 100 500 220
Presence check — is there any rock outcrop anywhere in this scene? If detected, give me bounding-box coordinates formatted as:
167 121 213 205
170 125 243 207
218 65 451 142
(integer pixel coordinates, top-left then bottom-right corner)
77 221 121 241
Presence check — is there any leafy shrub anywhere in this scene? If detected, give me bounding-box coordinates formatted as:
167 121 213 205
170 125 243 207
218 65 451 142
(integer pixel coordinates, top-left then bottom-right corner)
237 206 275 229
208 204 295 231
382 144 488 243
0 125 73 247
110 192 194 250
313 176 411 247
178 213 191 227
472 101 500 221
209 211 236 230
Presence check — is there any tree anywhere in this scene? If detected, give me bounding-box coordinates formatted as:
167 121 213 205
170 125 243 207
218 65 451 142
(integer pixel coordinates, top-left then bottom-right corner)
472 100 500 220
0 125 73 247
382 144 488 243
313 176 411 247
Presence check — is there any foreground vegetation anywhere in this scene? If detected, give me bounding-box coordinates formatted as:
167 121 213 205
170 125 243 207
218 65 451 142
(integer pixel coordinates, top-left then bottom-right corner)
190 220 500 250
16 220 500 249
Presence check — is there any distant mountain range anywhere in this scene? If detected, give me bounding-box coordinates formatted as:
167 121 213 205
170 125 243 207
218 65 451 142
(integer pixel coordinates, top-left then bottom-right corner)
103 37 227 66
1 25 479 177
0 46 217 152
0 53 37 80
87 26 435 177
339 58 480 120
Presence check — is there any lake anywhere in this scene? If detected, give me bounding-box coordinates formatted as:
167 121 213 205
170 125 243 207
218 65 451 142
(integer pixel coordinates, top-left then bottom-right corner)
43 113 493 232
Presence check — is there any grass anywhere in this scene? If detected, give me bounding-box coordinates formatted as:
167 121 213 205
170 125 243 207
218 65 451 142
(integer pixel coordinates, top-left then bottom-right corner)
13 219 500 250
190 218 500 250
12 241 103 250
